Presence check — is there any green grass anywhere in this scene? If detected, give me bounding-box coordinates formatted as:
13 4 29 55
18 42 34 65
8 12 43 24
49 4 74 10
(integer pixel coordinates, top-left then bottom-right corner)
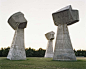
0 57 86 69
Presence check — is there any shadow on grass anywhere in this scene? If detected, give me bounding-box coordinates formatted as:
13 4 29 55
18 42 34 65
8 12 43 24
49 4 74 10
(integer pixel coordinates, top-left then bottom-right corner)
1 58 27 61
1 57 86 62
77 60 86 62
51 59 86 62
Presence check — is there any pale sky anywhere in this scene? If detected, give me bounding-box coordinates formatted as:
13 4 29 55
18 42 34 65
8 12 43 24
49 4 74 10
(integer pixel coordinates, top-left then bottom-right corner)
0 0 86 50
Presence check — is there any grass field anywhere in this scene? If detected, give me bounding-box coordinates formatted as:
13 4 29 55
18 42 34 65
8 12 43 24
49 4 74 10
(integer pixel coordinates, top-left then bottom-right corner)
0 57 86 69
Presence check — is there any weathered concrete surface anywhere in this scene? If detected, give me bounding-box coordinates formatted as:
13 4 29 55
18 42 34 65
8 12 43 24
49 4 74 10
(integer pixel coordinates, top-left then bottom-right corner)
52 5 79 26
44 40 53 58
8 12 27 30
53 24 76 60
52 5 79 61
7 12 27 60
7 29 26 60
44 31 55 58
45 31 55 40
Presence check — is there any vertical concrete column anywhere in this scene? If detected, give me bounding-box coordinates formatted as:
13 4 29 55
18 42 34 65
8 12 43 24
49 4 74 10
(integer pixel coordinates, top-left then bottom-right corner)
7 12 27 60
7 29 26 60
44 31 55 58
53 24 76 60
52 5 79 61
45 40 53 58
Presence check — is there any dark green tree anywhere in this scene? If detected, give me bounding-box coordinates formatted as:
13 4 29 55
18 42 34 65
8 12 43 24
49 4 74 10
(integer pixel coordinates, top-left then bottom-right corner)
26 47 34 57
0 48 4 57
2 47 10 57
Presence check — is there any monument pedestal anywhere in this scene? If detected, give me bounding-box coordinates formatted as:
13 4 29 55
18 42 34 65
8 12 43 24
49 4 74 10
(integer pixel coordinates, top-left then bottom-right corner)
44 31 55 58
44 40 53 58
53 24 76 60
7 29 26 60
52 5 79 61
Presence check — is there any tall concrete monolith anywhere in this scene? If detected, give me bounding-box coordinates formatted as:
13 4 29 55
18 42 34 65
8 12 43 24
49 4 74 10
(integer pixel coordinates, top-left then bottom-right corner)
44 31 55 58
52 5 79 61
7 12 27 60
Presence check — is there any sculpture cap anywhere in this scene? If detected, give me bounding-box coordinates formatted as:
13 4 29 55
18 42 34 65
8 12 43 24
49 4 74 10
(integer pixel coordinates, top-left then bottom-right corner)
52 5 79 26
8 12 27 30
45 31 55 40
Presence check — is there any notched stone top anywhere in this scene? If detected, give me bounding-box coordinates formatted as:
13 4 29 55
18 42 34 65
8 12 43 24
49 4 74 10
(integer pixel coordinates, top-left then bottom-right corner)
45 31 55 40
52 5 79 26
8 12 27 30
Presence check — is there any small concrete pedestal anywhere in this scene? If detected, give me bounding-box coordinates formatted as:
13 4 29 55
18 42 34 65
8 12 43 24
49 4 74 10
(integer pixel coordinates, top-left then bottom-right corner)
44 31 55 58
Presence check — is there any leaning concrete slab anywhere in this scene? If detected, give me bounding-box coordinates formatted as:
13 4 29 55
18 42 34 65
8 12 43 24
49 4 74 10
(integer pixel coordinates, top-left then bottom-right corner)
7 12 27 60
52 5 79 61
44 31 55 58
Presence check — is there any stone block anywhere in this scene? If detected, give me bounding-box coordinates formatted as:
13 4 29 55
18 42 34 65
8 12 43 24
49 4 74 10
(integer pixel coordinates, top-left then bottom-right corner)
52 5 79 26
8 12 27 30
45 31 55 40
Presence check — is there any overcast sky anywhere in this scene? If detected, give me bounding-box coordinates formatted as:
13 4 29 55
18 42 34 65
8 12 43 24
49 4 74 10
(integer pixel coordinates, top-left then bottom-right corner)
0 0 86 50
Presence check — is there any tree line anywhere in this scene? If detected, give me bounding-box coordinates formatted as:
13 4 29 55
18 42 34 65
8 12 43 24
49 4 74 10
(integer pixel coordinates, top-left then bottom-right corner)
0 47 45 57
0 47 86 57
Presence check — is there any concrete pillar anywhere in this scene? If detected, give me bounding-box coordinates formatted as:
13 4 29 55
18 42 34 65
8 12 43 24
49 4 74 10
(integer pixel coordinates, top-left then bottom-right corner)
7 29 26 60
44 40 53 58
7 12 27 60
53 24 76 60
52 5 79 61
44 31 55 58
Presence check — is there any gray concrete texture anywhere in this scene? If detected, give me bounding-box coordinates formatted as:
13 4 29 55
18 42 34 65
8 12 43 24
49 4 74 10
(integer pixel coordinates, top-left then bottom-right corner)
7 12 27 60
52 5 79 61
44 31 55 58
45 31 55 40
52 5 79 26
8 12 27 30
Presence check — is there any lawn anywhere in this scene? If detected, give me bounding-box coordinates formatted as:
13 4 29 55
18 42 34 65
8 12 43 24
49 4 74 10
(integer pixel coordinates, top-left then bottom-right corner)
0 57 86 69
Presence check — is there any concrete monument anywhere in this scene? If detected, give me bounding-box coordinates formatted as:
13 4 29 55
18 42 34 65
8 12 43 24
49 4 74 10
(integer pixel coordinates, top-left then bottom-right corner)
44 31 55 58
7 12 27 60
52 5 79 60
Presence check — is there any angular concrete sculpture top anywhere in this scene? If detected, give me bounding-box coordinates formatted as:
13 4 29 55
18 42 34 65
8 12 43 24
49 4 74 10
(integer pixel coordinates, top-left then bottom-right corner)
45 31 55 40
52 5 79 26
8 12 27 30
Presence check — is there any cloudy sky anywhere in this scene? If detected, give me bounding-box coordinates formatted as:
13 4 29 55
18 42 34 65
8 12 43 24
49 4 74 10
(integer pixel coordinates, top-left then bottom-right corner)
0 0 86 50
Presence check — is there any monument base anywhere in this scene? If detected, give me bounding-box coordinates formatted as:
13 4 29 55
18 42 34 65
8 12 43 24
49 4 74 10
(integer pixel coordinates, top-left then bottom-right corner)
53 24 76 61
44 40 53 58
7 29 26 60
